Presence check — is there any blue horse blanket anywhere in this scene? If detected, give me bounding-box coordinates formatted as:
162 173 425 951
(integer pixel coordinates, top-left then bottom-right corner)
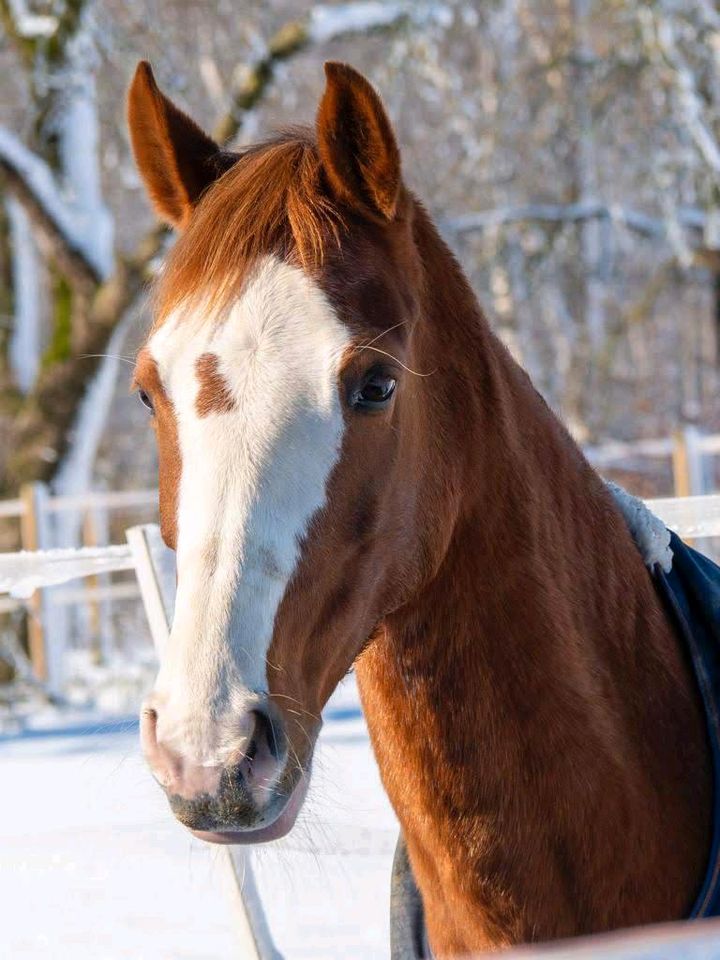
390 517 720 958
656 531 720 919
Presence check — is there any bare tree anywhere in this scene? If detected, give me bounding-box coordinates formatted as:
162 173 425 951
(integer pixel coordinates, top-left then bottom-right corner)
0 1 412 494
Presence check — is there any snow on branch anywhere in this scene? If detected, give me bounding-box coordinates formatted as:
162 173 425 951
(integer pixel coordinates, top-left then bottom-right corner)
308 1 408 43
650 8 720 177
442 201 707 240
0 126 105 286
214 1 415 143
5 0 56 38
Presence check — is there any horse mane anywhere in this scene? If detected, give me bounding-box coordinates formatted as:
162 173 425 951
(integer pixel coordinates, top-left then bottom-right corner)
153 128 342 324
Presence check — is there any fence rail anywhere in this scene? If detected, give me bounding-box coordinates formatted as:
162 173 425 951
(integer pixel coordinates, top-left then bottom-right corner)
0 487 156 519
502 916 720 958
0 482 158 686
585 426 719 498
125 523 274 960
2 495 717 596
48 489 157 513
0 428 719 686
584 430 720 464
647 494 720 539
0 492 719 687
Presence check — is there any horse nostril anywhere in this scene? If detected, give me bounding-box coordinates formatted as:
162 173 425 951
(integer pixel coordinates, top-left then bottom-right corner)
253 708 280 760
236 708 284 794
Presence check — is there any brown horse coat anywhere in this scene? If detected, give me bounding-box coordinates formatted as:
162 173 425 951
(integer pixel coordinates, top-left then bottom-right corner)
127 61 713 957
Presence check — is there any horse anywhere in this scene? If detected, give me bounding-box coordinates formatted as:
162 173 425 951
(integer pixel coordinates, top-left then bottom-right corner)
127 60 713 957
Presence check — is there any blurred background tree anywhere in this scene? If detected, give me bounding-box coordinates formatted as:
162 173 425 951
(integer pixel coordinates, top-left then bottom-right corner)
0 0 719 504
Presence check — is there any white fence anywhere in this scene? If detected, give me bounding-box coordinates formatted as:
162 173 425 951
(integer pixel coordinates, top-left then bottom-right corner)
0 427 718 687
503 917 720 958
0 483 157 684
2 481 720 692
125 525 277 960
586 426 720 497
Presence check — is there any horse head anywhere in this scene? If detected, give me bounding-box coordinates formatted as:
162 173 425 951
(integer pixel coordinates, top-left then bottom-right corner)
128 61 440 842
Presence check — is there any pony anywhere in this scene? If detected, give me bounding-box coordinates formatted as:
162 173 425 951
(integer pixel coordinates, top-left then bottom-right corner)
127 60 712 956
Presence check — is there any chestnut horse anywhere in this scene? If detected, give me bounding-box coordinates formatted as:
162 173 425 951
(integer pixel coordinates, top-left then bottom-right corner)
127 61 711 956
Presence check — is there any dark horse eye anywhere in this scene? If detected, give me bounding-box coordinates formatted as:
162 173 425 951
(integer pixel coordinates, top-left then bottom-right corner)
138 389 154 413
354 371 397 410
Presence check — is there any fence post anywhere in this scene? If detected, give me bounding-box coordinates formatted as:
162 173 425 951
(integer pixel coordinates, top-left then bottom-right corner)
672 429 691 498
83 506 114 664
221 849 282 960
125 525 173 657
19 482 49 681
673 426 708 498
685 425 707 497
126 523 278 959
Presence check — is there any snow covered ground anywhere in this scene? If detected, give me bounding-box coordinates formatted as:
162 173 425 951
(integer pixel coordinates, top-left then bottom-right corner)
0 677 398 959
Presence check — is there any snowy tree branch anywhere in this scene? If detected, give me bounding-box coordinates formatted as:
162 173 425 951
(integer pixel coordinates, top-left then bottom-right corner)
0 127 103 287
0 0 85 68
214 1 410 143
0 1 413 291
653 11 720 177
0 1 419 491
442 201 707 240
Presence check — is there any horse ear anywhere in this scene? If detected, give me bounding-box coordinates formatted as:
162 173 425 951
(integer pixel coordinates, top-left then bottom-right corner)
316 62 401 223
127 61 233 229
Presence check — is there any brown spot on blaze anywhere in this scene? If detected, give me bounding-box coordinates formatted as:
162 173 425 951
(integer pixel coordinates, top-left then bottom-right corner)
133 348 181 550
195 353 236 417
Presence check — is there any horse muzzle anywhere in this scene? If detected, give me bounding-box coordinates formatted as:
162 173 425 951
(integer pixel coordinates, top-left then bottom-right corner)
140 697 307 842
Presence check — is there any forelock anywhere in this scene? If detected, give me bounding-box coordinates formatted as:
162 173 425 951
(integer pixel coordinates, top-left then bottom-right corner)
152 130 343 327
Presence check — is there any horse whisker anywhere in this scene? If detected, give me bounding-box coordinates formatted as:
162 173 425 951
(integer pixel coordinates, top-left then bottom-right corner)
79 353 137 365
356 344 436 377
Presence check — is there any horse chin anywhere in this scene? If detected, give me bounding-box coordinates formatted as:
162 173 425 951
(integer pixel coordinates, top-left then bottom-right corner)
190 773 308 846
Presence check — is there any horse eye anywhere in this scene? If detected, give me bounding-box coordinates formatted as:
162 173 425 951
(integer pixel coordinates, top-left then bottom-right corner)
355 372 397 409
138 389 154 413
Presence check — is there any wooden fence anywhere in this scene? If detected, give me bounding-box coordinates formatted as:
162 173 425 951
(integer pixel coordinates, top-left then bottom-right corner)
1 426 719 688
0 483 157 685
586 425 720 497
1 490 720 694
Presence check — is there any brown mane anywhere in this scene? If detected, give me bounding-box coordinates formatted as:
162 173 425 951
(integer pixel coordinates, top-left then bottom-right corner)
154 130 341 323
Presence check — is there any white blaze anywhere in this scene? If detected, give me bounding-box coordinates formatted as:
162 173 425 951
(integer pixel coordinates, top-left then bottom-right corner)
148 256 351 764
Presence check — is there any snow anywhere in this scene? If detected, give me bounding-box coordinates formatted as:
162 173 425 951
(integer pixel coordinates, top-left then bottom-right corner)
607 482 674 573
60 88 115 278
0 545 135 598
53 306 136 527
0 126 110 281
0 677 398 959
59 22 115 278
306 0 454 41
6 195 41 392
308 2 408 43
5 0 57 38
655 14 720 177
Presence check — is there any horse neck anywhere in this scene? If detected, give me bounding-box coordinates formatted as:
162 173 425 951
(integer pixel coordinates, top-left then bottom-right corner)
355 204 711 953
